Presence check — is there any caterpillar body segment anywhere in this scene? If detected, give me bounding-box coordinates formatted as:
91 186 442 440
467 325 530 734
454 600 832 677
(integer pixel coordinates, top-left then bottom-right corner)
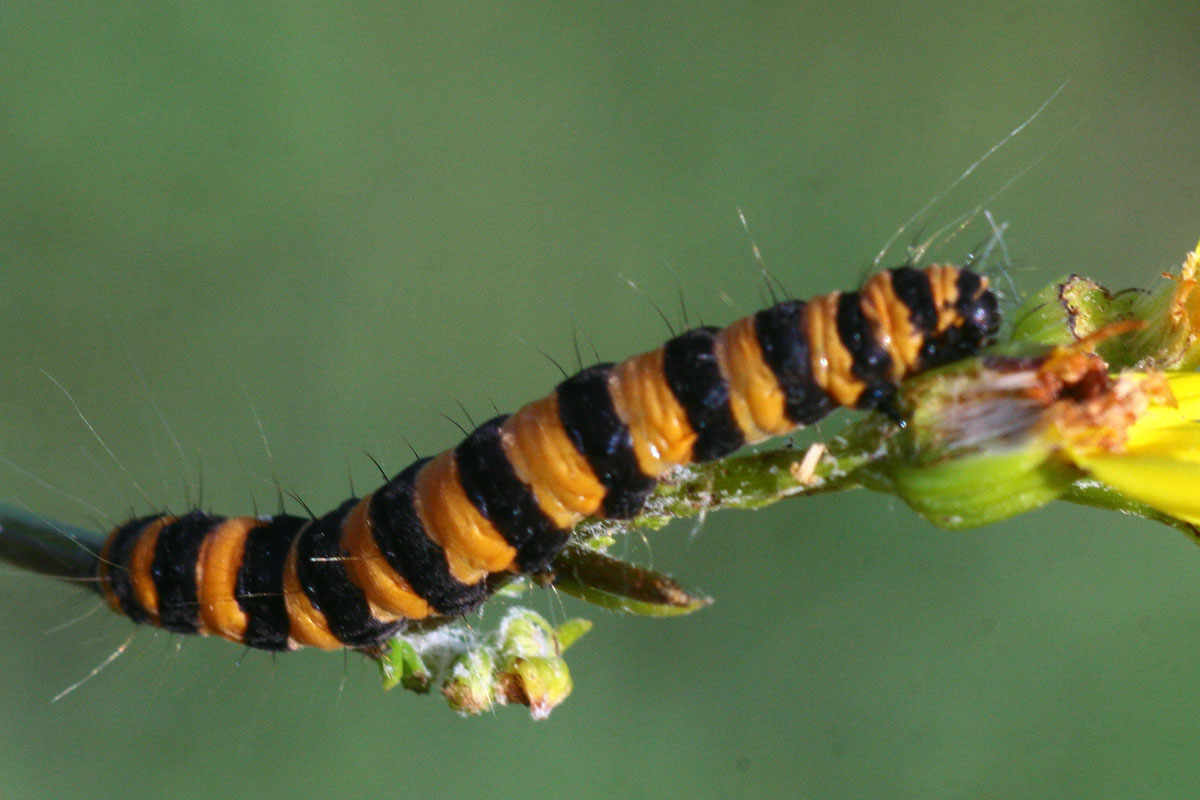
96 266 999 651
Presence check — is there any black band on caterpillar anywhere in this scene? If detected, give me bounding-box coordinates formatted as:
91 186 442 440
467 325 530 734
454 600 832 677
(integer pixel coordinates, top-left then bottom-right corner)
237 515 306 651
662 326 746 462
151 511 214 633
835 291 895 410
100 516 159 625
96 265 1000 651
555 364 655 520
368 460 489 617
891 267 938 341
455 416 569 573
295 499 405 648
753 301 837 425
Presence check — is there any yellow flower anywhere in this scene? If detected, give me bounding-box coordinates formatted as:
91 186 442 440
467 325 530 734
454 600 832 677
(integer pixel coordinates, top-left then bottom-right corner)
1066 371 1200 526
880 343 1200 532
858 239 1200 533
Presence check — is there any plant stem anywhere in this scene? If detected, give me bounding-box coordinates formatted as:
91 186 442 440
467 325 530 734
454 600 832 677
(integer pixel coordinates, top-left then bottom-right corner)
0 505 98 582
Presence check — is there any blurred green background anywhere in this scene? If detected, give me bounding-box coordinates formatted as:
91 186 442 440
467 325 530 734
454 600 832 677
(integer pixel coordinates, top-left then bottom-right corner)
2 3 1199 798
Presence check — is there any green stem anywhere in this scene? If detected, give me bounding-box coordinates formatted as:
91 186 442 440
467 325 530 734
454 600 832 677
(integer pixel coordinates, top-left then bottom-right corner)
1063 480 1200 543
631 414 891 527
0 506 99 582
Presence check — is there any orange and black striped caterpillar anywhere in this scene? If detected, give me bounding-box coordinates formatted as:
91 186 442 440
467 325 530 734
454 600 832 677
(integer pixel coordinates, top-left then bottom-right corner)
96 265 999 652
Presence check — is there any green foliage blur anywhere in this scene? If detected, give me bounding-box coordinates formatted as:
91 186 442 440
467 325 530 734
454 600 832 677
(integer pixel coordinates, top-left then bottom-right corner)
1 3 1199 798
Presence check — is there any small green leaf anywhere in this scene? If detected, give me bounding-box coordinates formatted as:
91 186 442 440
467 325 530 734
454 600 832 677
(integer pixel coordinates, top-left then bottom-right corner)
552 545 711 616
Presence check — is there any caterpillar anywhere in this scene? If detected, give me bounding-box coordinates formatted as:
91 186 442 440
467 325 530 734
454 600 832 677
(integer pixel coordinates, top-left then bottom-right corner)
96 265 999 652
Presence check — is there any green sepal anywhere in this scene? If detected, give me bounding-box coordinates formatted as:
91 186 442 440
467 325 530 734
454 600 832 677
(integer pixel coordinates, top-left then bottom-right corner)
491 609 582 718
848 350 1086 529
860 444 1081 529
377 638 432 693
441 649 496 716
495 655 573 722
1123 242 1200 370
1007 274 1149 367
1007 250 1200 371
554 617 593 651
